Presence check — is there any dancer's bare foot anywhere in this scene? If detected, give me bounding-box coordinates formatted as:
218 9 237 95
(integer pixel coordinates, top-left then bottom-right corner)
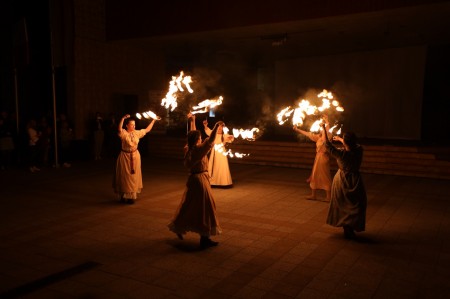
306 195 316 200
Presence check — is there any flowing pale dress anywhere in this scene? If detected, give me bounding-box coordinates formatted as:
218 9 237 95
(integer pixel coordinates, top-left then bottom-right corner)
325 142 367 232
168 138 222 237
205 127 233 187
113 129 147 200
307 133 332 191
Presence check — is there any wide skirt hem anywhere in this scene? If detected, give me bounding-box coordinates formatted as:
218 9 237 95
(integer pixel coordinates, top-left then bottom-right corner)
168 223 222 236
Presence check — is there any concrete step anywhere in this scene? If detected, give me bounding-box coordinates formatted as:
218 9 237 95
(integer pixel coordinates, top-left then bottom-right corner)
146 135 450 180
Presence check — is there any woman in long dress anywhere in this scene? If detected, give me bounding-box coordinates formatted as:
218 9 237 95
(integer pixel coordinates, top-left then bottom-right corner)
293 115 331 201
113 114 157 204
322 123 367 239
203 119 234 188
168 114 223 249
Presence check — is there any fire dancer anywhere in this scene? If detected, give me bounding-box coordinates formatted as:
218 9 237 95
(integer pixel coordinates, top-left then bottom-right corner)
203 119 234 188
293 115 331 201
321 123 367 239
113 114 157 204
168 114 223 249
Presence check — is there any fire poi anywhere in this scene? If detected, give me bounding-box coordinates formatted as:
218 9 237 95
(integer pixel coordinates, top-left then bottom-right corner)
135 110 161 120
161 71 193 112
277 89 344 134
190 96 224 115
159 71 264 159
219 126 261 158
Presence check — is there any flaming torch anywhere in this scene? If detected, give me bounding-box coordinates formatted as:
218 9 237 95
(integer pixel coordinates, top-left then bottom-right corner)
231 127 260 141
277 89 345 132
218 126 260 158
191 96 224 115
277 106 294 125
161 71 194 112
328 124 342 135
136 110 161 120
214 143 248 158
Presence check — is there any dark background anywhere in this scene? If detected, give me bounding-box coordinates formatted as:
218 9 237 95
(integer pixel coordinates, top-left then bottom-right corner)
1 0 450 144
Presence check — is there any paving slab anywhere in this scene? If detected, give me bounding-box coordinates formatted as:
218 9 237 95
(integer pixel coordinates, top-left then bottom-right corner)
0 156 449 298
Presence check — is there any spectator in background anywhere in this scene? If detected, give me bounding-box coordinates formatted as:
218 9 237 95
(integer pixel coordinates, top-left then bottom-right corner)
91 111 105 160
57 113 73 168
27 118 41 173
37 116 52 168
0 116 15 170
104 112 120 158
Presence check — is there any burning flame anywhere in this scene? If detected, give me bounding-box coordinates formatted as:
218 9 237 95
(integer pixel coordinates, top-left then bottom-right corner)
309 120 323 132
318 89 333 99
277 106 294 125
191 96 224 114
161 71 194 112
136 110 161 120
214 143 248 158
231 128 260 141
216 127 256 157
277 89 345 131
328 124 338 133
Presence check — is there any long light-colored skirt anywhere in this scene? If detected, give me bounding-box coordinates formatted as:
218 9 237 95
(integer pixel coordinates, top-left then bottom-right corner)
309 152 331 191
208 150 233 187
113 150 143 199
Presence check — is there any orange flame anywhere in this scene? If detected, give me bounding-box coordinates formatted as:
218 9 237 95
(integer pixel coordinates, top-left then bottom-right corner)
277 106 294 125
231 127 260 141
309 119 323 132
191 96 224 114
214 143 248 158
161 71 194 112
136 110 161 120
277 89 345 131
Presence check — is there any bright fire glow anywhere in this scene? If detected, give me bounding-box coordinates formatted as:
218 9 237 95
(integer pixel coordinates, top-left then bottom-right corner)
136 110 161 120
328 124 338 133
191 96 223 114
277 89 345 132
310 120 323 132
161 71 194 112
231 128 260 141
277 106 294 125
214 143 248 158
318 89 333 99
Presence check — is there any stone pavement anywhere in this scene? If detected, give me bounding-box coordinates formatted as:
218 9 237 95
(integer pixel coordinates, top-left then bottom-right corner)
0 156 449 299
